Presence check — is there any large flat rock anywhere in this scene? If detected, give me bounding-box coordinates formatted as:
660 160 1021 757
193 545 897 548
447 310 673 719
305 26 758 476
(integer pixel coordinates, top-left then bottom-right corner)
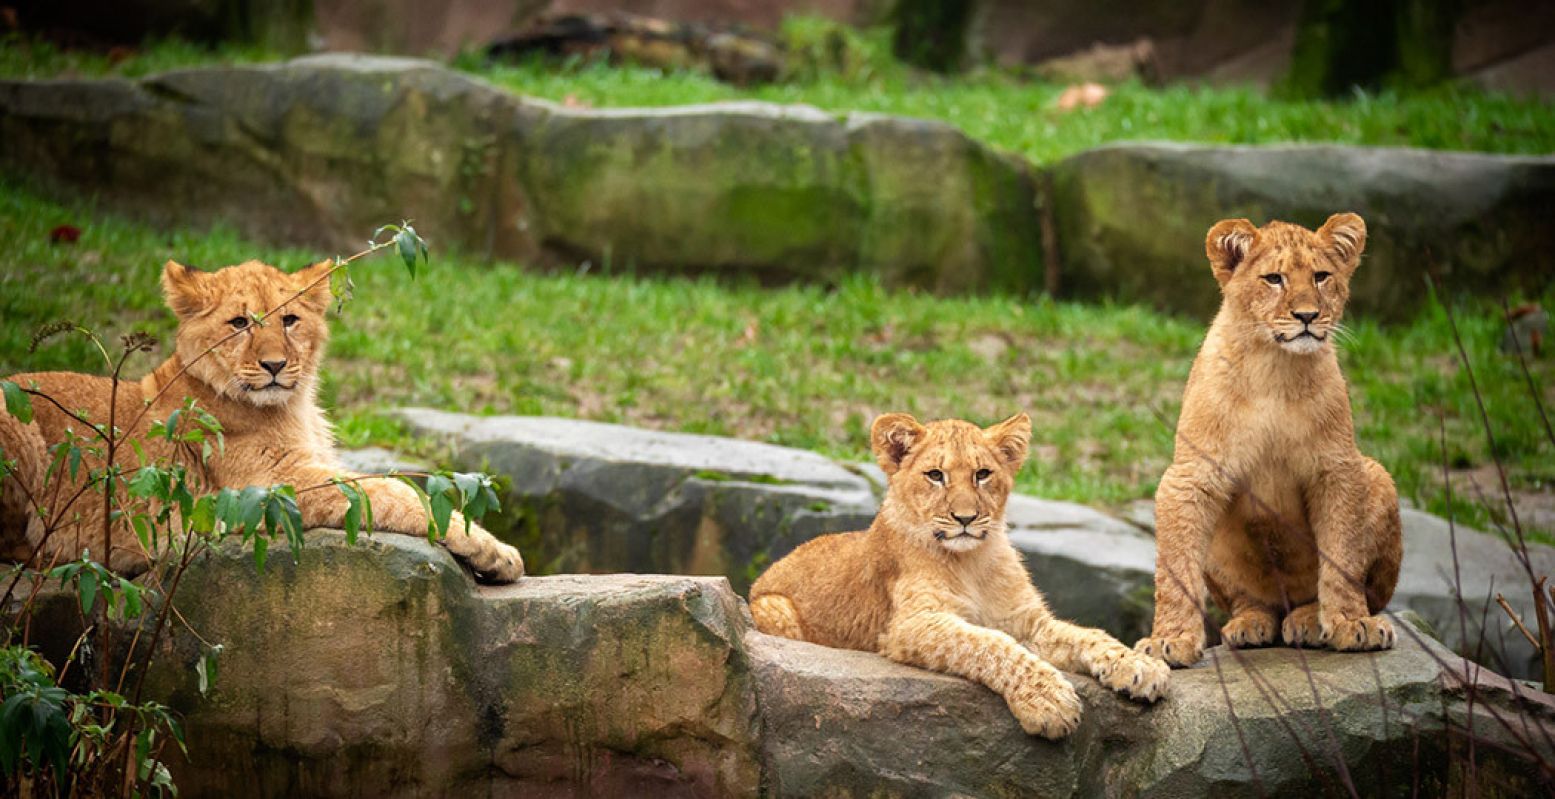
1047 142 1555 319
18 531 1553 797
751 621 1555 797
0 54 1043 294
131 532 763 797
395 408 879 591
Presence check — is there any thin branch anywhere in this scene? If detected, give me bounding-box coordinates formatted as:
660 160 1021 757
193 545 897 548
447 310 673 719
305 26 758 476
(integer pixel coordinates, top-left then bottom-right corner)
1496 593 1542 649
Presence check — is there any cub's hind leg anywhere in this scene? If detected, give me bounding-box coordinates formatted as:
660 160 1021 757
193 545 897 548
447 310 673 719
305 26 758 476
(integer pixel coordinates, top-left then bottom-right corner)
1361 457 1403 614
751 594 806 641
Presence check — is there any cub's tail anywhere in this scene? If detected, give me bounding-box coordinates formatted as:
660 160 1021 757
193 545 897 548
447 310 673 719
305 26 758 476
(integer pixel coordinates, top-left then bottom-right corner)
0 408 47 563
749 594 806 641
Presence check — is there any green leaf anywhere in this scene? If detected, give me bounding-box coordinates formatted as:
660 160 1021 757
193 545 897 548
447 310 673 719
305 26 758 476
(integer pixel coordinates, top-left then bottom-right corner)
395 228 419 278
120 579 143 618
78 569 98 615
195 645 222 698
335 480 363 545
423 474 454 539
0 381 32 424
251 535 269 573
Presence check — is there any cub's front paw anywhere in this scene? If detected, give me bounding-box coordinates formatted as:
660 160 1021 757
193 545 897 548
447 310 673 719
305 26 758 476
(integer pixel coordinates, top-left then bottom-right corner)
1133 634 1203 668
1321 612 1395 652
476 540 525 584
1094 649 1170 703
1006 672 1083 740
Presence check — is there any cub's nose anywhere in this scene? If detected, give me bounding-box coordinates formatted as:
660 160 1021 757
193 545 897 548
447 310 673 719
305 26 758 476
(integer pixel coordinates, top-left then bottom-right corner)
952 512 978 527
1292 310 1318 325
260 359 287 376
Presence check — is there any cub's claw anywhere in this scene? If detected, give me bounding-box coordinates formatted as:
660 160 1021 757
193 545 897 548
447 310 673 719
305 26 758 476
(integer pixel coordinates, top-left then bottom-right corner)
1134 634 1203 668
1094 648 1170 703
1281 604 1323 647
1321 612 1395 652
1221 612 1278 648
1007 672 1083 740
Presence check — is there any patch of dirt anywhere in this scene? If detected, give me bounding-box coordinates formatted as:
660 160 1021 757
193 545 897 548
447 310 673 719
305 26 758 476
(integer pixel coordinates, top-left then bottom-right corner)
1445 464 1555 537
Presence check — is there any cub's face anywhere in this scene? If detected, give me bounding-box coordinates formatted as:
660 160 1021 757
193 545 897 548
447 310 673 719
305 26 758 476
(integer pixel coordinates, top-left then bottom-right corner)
1205 213 1367 355
872 412 1031 553
161 260 333 407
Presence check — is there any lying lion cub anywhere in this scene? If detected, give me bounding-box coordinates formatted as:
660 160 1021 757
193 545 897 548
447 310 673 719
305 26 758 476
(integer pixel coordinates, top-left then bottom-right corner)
0 260 524 583
750 413 1168 738
1135 214 1403 668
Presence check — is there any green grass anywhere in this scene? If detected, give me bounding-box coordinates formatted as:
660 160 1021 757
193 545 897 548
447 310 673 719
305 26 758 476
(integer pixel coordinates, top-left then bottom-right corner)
2 181 1550 541
3 20 1553 167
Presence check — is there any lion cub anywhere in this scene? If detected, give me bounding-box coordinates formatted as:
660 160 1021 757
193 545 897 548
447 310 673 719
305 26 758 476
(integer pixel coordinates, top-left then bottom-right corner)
750 413 1168 739
0 260 524 583
1135 214 1403 668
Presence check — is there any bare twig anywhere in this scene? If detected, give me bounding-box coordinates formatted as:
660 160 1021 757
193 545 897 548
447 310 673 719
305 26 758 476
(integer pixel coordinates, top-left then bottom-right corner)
1497 593 1543 650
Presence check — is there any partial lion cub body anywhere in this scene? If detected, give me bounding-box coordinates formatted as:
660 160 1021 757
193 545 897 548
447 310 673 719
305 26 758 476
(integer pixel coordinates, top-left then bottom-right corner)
0 260 524 582
751 413 1168 739
1135 214 1402 667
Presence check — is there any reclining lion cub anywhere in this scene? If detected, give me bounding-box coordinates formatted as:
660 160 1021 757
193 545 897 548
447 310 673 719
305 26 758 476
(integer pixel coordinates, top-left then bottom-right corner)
1135 213 1402 668
0 260 524 583
750 413 1168 739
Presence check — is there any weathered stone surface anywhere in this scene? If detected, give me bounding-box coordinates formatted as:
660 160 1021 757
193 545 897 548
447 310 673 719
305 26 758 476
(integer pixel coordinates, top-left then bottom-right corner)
1006 493 1158 644
750 620 1555 798
0 54 1044 294
395 408 878 591
334 445 431 479
133 532 763 797
1047 142 1555 319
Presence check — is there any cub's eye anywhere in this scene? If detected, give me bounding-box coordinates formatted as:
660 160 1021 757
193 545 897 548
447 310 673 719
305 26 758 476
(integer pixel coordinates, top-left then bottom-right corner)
925 469 945 484
1313 271 1332 284
282 314 300 328
228 316 249 330
1260 274 1284 286
975 468 993 482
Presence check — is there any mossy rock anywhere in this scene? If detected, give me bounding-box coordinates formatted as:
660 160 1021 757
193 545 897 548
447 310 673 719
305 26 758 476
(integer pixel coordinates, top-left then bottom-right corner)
0 55 1044 296
1046 141 1555 321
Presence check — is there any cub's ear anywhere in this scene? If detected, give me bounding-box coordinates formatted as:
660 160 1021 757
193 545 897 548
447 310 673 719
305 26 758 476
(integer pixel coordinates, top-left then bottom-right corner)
872 413 926 476
1317 212 1366 273
1205 218 1258 285
984 412 1031 470
292 260 336 311
161 260 209 318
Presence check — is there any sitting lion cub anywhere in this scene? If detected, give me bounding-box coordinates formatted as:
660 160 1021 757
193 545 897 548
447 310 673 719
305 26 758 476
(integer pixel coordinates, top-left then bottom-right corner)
1135 214 1403 668
750 413 1168 739
0 260 524 583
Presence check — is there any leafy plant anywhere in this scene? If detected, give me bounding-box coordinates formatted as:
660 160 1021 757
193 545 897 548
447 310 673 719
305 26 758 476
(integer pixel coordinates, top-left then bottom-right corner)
0 222 503 797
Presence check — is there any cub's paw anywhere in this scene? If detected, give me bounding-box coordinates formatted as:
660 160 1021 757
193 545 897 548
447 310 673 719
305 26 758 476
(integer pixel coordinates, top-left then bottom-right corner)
466 538 526 584
1093 648 1170 703
1280 604 1323 647
1221 612 1278 649
1321 612 1395 652
1133 634 1204 668
1007 672 1083 740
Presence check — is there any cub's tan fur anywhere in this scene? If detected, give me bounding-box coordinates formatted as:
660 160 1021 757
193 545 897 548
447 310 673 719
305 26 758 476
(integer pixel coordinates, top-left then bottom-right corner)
750 413 1168 739
0 260 524 582
1135 214 1402 667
